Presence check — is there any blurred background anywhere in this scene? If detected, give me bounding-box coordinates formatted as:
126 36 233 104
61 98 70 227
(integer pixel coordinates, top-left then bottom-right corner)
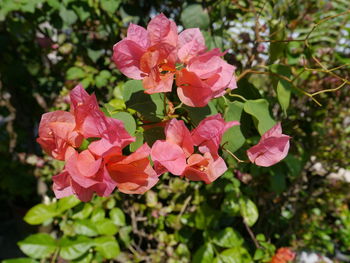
0 0 349 262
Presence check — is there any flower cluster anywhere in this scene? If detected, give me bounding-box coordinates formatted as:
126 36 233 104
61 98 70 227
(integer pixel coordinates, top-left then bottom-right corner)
37 14 291 202
37 85 158 201
37 85 237 201
113 13 236 107
269 247 295 263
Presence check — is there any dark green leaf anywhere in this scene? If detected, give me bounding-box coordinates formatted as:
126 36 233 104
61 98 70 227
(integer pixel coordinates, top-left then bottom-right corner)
221 101 245 153
192 243 214 263
213 227 243 248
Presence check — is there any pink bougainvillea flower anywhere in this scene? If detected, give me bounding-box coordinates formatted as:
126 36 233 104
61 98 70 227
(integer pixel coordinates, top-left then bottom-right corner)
164 118 194 157
191 114 239 158
69 84 134 156
113 14 177 94
182 152 227 184
176 45 237 106
36 110 83 161
151 117 231 183
247 122 290 167
151 140 187 176
106 143 159 194
175 68 214 107
52 147 116 202
178 28 206 64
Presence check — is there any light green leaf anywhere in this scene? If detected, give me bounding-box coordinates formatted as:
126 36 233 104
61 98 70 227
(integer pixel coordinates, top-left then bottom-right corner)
91 208 105 222
59 7 78 25
239 197 259 227
66 67 85 80
277 79 292 115
181 4 210 29
96 219 118 235
23 203 57 225
94 236 120 259
213 227 243 248
74 219 99 237
18 233 56 259
73 203 93 220
59 236 93 260
192 243 214 263
214 247 252 263
243 99 276 135
111 111 136 135
101 0 121 14
57 196 81 213
110 207 126 226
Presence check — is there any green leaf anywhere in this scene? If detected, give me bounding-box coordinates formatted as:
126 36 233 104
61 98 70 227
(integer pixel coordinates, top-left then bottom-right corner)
101 0 121 14
181 4 210 29
24 203 57 225
57 196 81 213
212 227 243 248
2 258 38 263
59 236 93 260
66 67 85 80
276 80 291 115
59 7 78 26
74 219 99 237
73 203 93 219
94 236 120 259
193 243 214 263
184 101 218 126
88 49 104 64
129 132 144 152
91 208 105 222
239 197 259 227
143 126 165 146
221 101 245 153
111 111 136 135
123 80 164 121
18 233 56 259
110 207 126 226
214 247 252 263
243 99 276 135
96 219 118 235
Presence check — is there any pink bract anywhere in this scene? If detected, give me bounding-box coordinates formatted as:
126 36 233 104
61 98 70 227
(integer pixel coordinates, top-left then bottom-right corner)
112 14 177 93
106 143 159 194
182 152 227 184
70 85 134 157
247 122 290 167
191 114 239 158
36 110 83 161
52 147 116 202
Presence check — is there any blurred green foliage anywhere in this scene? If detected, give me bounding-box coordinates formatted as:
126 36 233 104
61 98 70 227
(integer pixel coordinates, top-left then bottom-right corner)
0 0 350 262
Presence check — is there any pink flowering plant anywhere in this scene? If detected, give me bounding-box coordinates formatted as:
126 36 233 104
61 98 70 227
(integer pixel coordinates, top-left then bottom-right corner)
18 10 313 263
36 14 291 203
